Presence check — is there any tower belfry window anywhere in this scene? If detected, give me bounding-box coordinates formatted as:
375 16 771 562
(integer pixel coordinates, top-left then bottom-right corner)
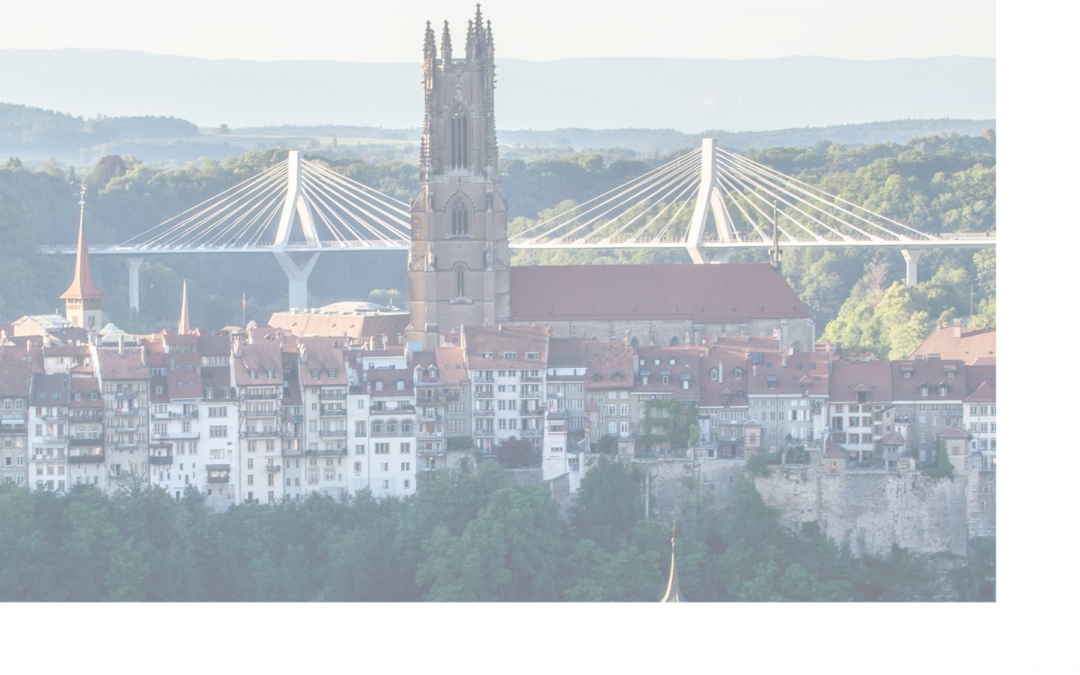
452 200 469 236
450 106 468 170
455 265 467 298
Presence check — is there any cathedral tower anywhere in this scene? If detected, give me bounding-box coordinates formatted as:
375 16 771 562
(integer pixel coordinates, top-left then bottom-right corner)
406 5 510 349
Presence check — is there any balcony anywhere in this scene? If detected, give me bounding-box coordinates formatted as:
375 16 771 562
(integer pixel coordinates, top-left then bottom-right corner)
286 413 304 422
41 412 64 422
474 409 494 417
70 411 104 422
207 474 231 484
40 434 67 444
114 390 139 399
320 406 347 417
319 390 347 401
474 390 494 400
69 436 105 446
113 408 144 417
521 409 545 417
521 374 542 383
522 428 544 438
318 429 348 438
68 453 105 464
244 408 279 418
283 447 304 457
417 431 444 441
152 410 199 421
370 405 414 415
244 430 279 439
32 453 66 462
0 423 27 435
474 428 494 437
156 431 200 441
266 464 282 473
243 392 278 401
305 447 348 457
421 413 444 422
149 455 173 465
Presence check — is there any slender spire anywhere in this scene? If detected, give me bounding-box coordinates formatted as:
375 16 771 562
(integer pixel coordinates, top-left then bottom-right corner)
423 20 436 63
440 19 452 62
177 280 191 335
466 19 475 60
60 185 103 301
660 521 685 602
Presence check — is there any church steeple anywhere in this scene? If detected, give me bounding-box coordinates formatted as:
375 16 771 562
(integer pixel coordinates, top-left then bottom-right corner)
60 185 104 333
661 522 685 602
177 280 191 335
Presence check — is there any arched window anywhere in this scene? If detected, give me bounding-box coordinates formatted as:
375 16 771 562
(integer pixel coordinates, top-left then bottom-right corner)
710 368 719 381
451 200 469 236
387 420 398 436
450 106 468 170
629 336 640 348
668 336 681 346
454 264 467 298
372 421 383 435
734 368 743 381
401 420 413 435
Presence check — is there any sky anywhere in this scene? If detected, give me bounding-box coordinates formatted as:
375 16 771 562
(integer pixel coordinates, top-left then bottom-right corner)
3 0 995 62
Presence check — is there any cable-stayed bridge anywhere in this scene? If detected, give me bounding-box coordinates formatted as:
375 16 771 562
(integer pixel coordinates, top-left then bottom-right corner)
42 142 994 312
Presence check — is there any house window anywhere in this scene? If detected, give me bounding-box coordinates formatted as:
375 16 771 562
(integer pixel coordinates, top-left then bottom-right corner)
919 386 929 397
451 200 469 236
449 105 468 169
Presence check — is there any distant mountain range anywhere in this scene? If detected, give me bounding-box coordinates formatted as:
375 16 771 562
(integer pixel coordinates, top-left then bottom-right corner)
0 49 994 132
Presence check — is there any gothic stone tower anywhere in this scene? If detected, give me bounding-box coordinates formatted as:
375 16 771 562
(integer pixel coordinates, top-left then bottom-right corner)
406 6 510 349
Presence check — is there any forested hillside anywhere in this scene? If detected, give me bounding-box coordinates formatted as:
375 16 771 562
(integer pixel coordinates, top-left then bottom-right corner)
0 130 994 356
0 102 198 150
0 460 993 601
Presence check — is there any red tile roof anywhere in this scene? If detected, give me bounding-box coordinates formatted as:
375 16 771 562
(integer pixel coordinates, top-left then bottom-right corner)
584 340 635 391
964 380 996 404
97 349 150 381
296 338 346 387
435 347 468 386
829 361 894 402
509 263 810 323
233 343 283 386
910 325 996 364
463 324 549 370
890 360 966 401
0 359 32 397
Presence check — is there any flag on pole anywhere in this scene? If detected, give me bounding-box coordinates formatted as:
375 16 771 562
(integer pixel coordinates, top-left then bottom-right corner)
242 293 246 310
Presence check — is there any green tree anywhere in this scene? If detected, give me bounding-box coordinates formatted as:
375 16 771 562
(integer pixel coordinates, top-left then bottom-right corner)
570 456 641 549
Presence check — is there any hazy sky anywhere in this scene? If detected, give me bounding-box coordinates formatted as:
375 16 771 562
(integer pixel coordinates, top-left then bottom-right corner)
3 0 995 61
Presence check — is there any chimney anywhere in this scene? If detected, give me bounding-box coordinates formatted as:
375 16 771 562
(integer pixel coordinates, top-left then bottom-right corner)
752 364 757 377
118 333 124 356
936 319 944 330
782 354 788 368
953 319 962 339
717 359 723 384
381 335 389 350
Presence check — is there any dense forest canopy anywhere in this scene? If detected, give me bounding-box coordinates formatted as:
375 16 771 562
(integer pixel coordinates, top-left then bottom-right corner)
0 462 994 602
0 129 994 356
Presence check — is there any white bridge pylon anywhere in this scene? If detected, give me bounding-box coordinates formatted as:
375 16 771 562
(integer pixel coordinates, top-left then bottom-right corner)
56 141 995 312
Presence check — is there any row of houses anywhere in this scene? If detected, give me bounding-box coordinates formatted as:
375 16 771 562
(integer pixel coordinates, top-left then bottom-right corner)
0 316 996 506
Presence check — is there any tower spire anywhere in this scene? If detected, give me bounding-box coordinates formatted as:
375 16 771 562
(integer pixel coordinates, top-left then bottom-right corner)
660 521 685 602
60 184 104 333
441 19 452 62
178 280 191 335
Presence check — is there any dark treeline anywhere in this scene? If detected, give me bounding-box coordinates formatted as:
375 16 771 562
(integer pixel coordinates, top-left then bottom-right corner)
0 103 198 150
1 131 993 355
0 459 994 602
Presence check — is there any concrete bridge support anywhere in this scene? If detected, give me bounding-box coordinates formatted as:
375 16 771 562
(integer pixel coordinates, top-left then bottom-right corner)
901 249 922 286
274 251 320 310
125 257 143 313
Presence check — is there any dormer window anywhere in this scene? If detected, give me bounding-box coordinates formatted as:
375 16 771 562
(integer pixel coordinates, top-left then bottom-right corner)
267 370 275 379
504 352 516 360
249 370 258 380
374 381 384 391
919 386 929 397
591 373 603 382
903 372 912 378
73 392 81 401
611 373 624 383
734 368 743 381
526 352 539 361
642 375 649 385
938 386 947 396
481 352 494 359
328 369 337 380
90 392 98 401
395 380 405 391
710 368 719 381
662 375 670 385
668 358 676 366
766 375 778 390
311 369 320 381
155 387 163 395
653 358 660 366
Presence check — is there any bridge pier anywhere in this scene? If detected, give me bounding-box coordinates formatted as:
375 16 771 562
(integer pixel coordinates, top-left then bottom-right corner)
125 257 143 313
274 251 320 310
901 249 922 286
